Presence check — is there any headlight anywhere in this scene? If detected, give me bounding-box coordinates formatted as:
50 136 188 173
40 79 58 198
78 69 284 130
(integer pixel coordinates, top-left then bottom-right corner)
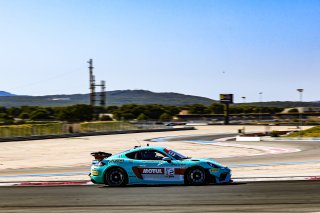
207 162 221 168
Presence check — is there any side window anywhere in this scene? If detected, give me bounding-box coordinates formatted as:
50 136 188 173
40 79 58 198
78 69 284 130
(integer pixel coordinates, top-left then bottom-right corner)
140 150 167 160
125 151 142 160
154 151 167 160
126 150 167 160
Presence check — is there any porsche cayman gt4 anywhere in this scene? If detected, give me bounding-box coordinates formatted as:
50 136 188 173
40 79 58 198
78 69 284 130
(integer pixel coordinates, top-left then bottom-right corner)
90 146 232 186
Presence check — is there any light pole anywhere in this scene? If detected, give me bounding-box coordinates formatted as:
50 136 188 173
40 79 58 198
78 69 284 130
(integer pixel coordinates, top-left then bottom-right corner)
297 89 303 102
242 97 246 104
297 89 304 134
258 92 263 122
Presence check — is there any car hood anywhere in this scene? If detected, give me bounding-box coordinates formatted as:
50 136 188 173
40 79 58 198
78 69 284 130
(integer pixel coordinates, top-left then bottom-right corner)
181 158 225 168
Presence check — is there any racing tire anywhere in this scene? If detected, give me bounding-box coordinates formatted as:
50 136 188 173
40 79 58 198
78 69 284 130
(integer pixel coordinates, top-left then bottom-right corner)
105 167 128 187
185 167 207 186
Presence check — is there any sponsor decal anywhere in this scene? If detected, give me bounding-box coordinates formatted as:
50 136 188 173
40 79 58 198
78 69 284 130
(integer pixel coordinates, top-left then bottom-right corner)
174 168 186 175
91 170 99 176
210 168 219 173
141 168 164 174
132 167 143 179
164 148 176 157
110 159 124 163
134 167 186 179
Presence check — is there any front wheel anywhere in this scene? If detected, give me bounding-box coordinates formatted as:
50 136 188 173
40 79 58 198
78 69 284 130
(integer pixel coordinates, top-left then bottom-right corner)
185 167 207 185
105 167 127 187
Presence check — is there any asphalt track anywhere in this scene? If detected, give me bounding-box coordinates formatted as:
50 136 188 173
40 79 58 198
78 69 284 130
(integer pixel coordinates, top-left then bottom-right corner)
1 181 320 212
2 133 320 212
3 133 320 179
167 134 320 166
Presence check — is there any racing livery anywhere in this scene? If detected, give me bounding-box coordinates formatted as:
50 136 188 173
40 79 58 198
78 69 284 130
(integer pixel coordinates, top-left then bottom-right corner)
89 146 232 186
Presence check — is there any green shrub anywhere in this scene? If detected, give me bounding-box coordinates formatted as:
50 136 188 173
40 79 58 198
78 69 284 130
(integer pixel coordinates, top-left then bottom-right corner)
287 126 320 137
0 123 63 137
80 121 137 132
270 130 280 137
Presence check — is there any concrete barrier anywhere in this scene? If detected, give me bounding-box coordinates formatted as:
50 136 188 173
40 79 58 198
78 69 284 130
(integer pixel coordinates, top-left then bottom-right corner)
261 136 320 142
0 127 195 142
236 136 261 142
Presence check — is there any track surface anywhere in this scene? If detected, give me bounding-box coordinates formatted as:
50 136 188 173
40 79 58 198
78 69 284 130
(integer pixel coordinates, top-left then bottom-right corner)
2 133 320 212
3 133 320 177
171 134 320 165
1 181 320 212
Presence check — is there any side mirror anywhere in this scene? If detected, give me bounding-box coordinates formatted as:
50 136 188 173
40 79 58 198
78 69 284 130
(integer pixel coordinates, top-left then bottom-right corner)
162 157 172 163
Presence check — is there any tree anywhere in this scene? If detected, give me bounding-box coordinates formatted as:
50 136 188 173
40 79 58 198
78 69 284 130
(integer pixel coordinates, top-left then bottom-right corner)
19 112 30 119
208 103 224 114
30 109 51 120
100 115 113 121
137 113 149 121
0 113 13 124
0 106 7 113
188 104 210 114
288 108 299 113
163 106 181 116
57 104 94 122
105 106 119 113
7 107 21 117
120 113 135 120
159 113 172 121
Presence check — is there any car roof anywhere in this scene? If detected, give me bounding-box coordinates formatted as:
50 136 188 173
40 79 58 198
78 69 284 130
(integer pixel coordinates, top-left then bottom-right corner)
130 146 166 152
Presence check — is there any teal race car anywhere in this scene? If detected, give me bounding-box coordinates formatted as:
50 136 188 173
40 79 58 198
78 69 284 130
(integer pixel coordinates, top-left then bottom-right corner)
90 145 232 186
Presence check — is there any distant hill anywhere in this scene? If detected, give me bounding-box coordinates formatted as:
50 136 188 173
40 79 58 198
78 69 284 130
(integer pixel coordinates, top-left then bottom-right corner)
0 91 16 96
0 90 215 107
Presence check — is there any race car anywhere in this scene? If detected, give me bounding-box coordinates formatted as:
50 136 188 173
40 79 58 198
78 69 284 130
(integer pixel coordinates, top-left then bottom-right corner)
89 145 232 186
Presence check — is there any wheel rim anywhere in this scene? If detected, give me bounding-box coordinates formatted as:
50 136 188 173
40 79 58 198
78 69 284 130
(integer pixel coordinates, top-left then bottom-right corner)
108 169 124 185
189 169 205 184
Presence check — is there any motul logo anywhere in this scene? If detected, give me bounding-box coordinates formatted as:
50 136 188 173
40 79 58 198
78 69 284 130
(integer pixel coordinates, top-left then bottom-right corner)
142 168 163 174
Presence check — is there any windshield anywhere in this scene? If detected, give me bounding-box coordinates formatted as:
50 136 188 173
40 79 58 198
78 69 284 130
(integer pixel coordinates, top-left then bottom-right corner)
164 148 188 160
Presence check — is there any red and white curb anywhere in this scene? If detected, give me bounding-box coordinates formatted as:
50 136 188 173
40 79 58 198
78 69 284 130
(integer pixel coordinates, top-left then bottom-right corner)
0 181 93 187
0 177 319 186
234 176 320 182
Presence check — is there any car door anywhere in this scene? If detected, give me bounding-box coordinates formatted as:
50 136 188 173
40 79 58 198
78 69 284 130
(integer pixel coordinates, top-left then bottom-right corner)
131 149 184 183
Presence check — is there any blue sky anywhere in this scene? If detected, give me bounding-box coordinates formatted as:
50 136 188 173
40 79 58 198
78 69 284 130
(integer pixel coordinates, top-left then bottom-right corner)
0 0 319 102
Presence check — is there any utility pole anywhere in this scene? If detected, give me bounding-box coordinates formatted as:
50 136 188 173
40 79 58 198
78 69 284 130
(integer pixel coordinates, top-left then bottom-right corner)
297 89 304 134
88 59 96 106
224 103 230 125
258 92 263 122
220 94 233 125
87 59 106 107
97 80 106 107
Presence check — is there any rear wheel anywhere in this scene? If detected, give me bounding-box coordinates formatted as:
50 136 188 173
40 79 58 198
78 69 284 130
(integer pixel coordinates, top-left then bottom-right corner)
185 167 207 185
105 167 127 187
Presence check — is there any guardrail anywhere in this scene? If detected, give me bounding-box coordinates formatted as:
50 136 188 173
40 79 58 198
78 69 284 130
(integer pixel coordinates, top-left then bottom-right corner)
0 123 195 142
0 122 172 138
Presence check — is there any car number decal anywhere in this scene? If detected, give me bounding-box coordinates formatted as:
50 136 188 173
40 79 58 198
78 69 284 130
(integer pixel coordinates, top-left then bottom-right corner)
164 168 174 177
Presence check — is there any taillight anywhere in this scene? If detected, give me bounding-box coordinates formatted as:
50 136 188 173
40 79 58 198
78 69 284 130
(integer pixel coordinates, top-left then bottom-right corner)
97 161 106 167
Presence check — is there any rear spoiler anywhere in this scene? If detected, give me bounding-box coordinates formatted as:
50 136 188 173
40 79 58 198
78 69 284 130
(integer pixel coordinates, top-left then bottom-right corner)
91 151 112 161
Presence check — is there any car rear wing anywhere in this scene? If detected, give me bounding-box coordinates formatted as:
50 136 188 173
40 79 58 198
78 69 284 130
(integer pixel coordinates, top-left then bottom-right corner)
91 151 112 161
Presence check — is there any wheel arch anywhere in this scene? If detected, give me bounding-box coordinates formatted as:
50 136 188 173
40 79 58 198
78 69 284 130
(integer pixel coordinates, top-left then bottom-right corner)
103 166 129 185
184 166 210 185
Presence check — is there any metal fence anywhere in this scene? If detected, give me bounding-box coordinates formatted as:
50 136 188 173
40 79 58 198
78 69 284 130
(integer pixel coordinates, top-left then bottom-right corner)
0 121 171 138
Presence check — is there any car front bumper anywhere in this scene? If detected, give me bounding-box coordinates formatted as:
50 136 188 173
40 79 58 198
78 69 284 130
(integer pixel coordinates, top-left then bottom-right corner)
208 167 232 184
